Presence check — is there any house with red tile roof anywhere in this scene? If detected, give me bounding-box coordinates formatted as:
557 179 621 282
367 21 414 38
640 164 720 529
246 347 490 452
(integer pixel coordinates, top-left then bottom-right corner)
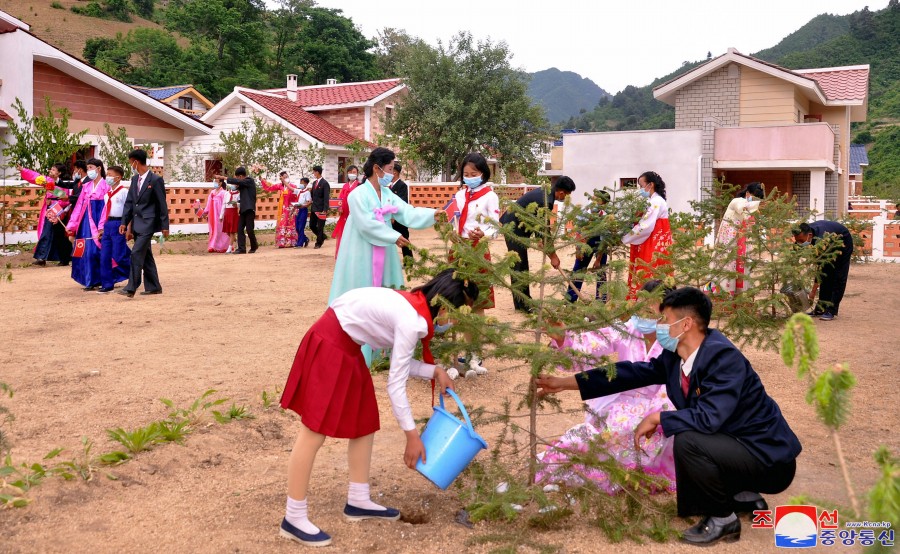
0 9 210 176
180 76 406 182
552 48 869 218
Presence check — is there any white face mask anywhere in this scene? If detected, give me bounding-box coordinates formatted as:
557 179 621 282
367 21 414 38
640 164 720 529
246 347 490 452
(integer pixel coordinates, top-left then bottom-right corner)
347 173 357 181
107 176 119 186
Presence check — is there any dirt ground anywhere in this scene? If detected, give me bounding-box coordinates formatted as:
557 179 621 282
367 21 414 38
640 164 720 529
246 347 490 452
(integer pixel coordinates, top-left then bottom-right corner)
0 228 897 554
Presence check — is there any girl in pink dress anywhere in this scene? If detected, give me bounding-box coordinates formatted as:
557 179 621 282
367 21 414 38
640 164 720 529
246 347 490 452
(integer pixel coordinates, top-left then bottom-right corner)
200 181 230 253
536 281 676 494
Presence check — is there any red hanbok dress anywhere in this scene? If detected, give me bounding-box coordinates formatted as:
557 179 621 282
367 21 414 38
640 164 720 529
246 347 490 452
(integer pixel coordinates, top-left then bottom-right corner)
262 179 300 248
623 192 673 300
331 179 360 258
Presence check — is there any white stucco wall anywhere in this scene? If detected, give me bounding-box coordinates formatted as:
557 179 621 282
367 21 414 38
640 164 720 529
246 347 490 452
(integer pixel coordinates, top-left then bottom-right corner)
561 129 703 215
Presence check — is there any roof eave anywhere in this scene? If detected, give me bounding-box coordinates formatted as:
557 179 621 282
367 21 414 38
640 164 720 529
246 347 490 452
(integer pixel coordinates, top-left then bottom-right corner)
30 52 211 136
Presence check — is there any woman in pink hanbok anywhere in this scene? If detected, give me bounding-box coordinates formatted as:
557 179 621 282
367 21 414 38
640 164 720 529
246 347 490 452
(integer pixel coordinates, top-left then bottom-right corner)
262 172 300 248
536 281 676 494
200 180 230 253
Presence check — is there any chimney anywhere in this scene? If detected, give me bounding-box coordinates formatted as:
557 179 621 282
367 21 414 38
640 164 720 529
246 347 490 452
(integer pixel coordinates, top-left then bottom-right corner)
286 74 298 102
326 78 337 86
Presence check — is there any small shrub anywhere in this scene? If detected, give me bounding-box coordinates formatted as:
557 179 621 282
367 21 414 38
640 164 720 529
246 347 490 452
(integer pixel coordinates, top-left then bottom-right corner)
51 2 65 9
160 389 228 426
156 419 191 444
212 404 254 423
106 424 162 453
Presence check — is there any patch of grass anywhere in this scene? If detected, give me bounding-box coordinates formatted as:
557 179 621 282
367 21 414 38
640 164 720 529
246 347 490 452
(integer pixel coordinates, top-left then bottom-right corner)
212 404 254 423
160 389 228 426
106 424 162 454
155 419 191 444
51 2 65 9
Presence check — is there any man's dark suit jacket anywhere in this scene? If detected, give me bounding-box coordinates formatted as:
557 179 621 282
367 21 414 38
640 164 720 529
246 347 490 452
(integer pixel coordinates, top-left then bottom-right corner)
122 171 169 235
311 177 330 213
576 329 802 467
390 179 409 203
227 177 257 213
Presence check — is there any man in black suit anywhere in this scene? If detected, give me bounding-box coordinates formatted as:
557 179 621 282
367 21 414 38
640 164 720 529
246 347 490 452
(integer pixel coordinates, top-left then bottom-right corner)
118 149 169 298
388 162 413 261
537 287 801 546
308 165 330 249
792 221 854 321
499 177 576 312
218 167 257 253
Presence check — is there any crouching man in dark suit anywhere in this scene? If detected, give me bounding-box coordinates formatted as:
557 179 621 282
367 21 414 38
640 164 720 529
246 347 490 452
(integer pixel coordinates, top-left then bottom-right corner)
537 287 801 546
118 149 169 298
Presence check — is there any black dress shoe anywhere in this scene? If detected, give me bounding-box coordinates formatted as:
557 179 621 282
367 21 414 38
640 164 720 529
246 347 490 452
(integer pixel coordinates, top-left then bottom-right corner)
83 285 99 291
117 289 134 298
140 290 162 295
682 516 741 545
249 248 257 253
734 496 768 516
34 259 47 266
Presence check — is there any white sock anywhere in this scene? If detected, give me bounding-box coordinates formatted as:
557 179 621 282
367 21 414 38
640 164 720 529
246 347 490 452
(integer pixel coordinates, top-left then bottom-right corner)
710 513 738 525
347 482 386 511
285 496 320 535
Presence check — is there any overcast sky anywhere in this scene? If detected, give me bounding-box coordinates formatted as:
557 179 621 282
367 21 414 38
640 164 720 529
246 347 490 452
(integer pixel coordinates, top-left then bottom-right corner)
313 0 887 93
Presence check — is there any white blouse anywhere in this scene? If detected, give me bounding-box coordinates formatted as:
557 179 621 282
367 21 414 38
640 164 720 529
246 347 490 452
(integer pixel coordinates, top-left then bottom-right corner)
722 197 760 225
623 192 669 246
331 287 436 431
454 184 501 239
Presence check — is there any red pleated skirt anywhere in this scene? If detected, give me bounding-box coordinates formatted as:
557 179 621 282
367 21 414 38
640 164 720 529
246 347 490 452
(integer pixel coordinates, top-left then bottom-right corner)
222 207 239 233
280 308 380 438
627 218 673 299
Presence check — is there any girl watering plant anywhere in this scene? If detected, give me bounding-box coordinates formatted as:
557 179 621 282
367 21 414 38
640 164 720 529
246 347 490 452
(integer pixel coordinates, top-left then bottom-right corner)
278 269 478 547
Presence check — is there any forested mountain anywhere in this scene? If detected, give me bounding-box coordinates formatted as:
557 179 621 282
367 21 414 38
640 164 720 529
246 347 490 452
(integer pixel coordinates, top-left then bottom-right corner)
526 68 610 124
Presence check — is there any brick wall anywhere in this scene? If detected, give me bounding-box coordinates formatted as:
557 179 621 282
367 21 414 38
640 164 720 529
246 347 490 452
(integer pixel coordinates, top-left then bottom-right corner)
316 107 365 138
675 65 740 130
793 172 811 217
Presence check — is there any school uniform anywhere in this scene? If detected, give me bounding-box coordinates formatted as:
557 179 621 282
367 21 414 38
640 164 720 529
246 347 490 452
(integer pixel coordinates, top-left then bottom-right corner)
575 329 801 518
97 183 132 291
280 287 437 438
453 183 500 308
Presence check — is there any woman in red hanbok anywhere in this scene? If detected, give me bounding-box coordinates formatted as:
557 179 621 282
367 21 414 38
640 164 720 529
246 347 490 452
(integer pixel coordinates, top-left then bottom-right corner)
331 165 360 258
623 171 673 299
262 172 300 248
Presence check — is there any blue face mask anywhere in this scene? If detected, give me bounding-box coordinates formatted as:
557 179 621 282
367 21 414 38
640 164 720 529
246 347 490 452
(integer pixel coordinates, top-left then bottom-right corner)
463 175 483 189
433 322 453 334
656 317 686 352
630 315 658 335
377 167 393 187
639 189 650 198
87 169 98 181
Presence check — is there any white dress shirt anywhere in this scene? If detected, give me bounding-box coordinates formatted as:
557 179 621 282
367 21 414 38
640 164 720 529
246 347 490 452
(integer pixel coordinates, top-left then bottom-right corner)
331 287 436 431
107 184 130 217
681 348 699 378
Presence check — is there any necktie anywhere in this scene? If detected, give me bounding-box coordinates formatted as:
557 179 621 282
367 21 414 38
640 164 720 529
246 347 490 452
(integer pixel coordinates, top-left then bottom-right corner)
137 175 144 195
681 371 690 398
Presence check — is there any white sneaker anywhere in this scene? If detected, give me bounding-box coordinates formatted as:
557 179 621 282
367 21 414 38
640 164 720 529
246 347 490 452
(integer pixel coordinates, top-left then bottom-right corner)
446 367 460 380
225 246 233 253
468 357 488 375
465 369 478 378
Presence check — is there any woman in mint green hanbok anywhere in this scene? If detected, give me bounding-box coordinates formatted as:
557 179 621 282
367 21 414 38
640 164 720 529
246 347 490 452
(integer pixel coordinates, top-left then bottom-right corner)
328 147 436 304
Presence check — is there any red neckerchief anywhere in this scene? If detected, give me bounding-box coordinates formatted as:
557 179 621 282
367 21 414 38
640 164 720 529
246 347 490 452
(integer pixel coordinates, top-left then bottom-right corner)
458 185 493 235
104 184 126 220
395 289 437 405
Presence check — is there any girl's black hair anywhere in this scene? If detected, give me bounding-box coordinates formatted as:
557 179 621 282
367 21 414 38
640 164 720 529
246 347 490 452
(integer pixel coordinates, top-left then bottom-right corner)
736 182 764 199
459 152 490 186
86 157 106 179
52 163 68 177
347 165 359 173
362 147 396 179
412 268 480 320
639 171 666 200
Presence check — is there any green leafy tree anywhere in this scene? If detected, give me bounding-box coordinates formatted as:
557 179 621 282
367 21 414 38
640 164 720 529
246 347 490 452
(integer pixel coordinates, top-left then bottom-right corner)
389 32 548 181
296 143 326 179
1 97 88 173
98 124 134 176
220 115 300 178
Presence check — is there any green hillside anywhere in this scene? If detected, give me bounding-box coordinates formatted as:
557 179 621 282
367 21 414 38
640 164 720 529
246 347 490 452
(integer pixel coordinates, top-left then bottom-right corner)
527 68 610 124
565 3 900 199
756 3 900 199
